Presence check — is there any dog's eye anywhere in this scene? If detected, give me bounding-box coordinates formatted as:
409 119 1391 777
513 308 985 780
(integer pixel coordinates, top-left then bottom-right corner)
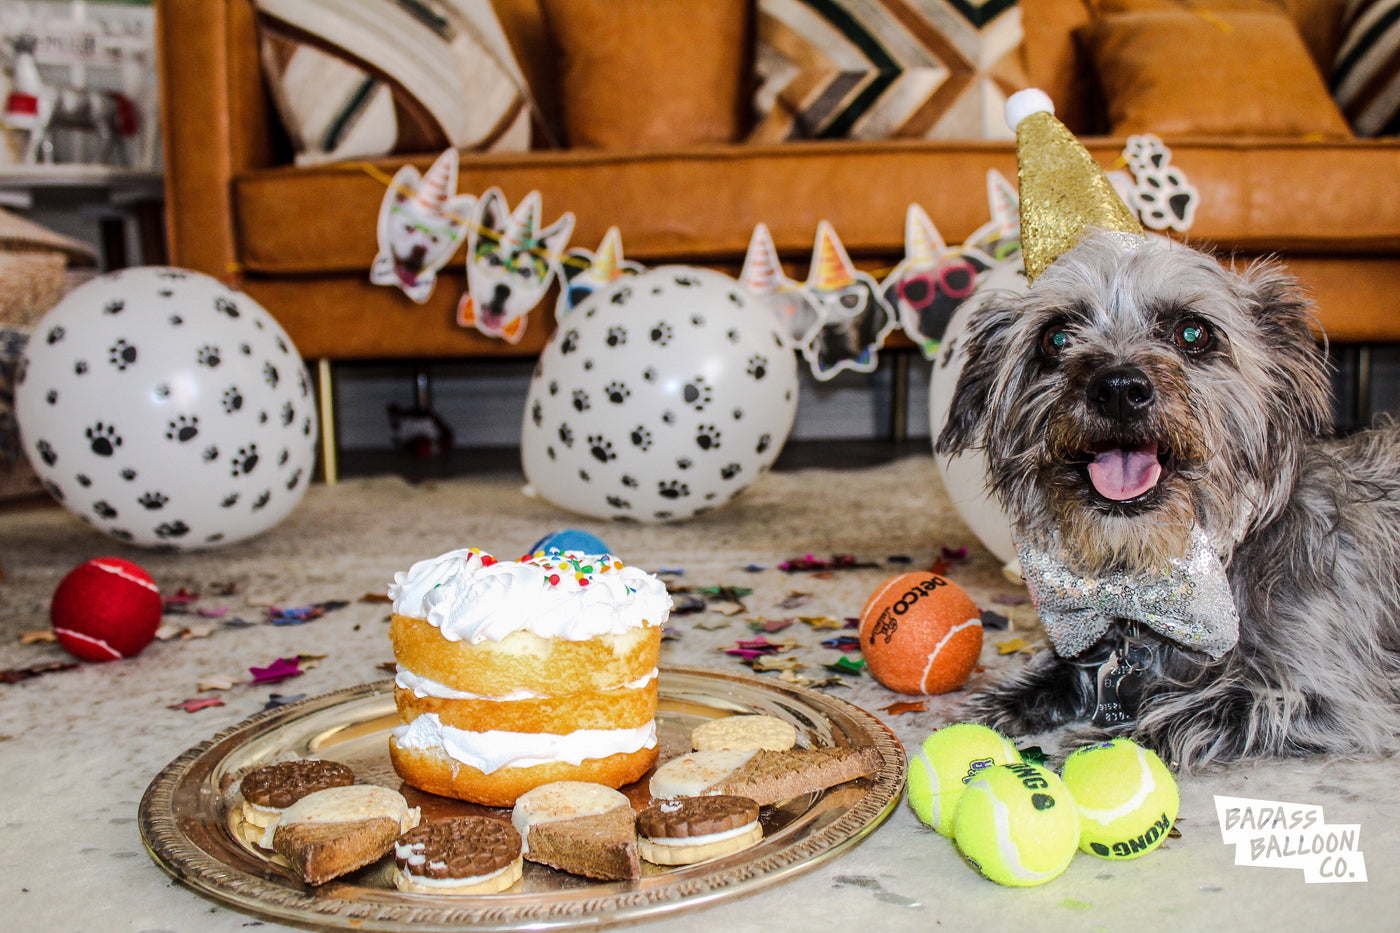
1174 317 1213 353
1040 325 1071 358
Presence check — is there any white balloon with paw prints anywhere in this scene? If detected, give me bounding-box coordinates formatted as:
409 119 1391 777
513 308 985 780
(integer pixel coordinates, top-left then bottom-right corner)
15 267 317 549
521 266 799 522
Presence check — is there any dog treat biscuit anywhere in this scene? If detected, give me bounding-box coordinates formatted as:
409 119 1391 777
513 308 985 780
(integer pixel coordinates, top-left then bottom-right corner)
691 715 797 752
511 781 640 881
393 816 523 894
238 759 356 845
272 784 420 886
637 795 762 865
650 747 882 805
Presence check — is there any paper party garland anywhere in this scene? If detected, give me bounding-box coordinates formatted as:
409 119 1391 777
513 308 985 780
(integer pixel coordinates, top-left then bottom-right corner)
366 137 1195 374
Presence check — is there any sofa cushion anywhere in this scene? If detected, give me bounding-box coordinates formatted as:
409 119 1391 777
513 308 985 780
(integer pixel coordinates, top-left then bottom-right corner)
541 0 751 149
748 0 1029 142
1331 0 1400 136
252 0 532 162
1085 8 1354 138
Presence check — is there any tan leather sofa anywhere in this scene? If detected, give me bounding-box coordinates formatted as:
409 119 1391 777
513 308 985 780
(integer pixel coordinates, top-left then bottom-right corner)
155 0 1400 473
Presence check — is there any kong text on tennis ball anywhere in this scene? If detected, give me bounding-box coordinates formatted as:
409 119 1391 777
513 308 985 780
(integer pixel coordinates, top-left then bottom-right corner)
907 722 1022 836
858 572 983 694
952 761 1080 887
50 557 162 661
1060 737 1179 860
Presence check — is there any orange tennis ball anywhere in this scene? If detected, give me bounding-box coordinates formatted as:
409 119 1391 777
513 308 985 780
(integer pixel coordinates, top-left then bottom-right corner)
858 572 983 695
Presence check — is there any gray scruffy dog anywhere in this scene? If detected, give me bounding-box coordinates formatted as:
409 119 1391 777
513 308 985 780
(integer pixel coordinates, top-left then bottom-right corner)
936 230 1400 771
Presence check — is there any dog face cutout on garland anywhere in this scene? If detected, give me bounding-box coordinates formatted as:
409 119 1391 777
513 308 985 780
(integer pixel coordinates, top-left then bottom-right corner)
369 149 475 304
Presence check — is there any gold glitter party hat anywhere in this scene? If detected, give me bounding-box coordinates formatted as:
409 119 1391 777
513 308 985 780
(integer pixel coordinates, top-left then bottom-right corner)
1007 89 1143 282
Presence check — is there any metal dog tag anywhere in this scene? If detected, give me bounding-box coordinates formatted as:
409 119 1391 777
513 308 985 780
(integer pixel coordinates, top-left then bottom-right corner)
1092 641 1150 727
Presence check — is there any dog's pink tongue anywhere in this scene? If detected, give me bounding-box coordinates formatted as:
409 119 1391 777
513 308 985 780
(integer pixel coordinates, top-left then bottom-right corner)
1088 443 1161 501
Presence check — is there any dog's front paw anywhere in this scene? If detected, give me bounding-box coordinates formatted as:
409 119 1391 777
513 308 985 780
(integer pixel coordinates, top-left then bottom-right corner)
957 652 1098 737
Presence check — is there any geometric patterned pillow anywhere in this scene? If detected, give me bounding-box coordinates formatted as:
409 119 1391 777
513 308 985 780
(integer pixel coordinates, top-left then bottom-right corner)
253 0 533 164
749 0 1029 142
1331 0 1400 136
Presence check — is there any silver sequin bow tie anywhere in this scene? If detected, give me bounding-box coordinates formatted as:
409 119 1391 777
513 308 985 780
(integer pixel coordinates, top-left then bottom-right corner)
1016 526 1240 660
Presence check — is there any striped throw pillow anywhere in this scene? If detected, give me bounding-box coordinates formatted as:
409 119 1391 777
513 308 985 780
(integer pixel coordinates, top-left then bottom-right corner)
1332 0 1400 136
749 0 1029 142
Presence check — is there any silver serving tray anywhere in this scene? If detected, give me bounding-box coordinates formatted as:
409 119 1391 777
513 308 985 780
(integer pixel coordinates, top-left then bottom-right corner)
139 665 906 931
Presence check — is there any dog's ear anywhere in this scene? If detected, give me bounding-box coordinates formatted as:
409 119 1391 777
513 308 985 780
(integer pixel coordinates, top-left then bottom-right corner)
1241 260 1334 435
934 299 1019 456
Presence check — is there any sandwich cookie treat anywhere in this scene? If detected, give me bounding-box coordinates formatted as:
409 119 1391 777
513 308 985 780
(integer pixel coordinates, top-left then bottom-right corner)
650 747 882 806
393 816 523 894
511 781 641 881
271 784 420 887
388 548 671 806
236 759 355 848
691 714 797 752
637 795 762 865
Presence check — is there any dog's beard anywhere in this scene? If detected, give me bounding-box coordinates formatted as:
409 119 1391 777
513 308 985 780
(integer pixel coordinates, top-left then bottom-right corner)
1028 362 1213 575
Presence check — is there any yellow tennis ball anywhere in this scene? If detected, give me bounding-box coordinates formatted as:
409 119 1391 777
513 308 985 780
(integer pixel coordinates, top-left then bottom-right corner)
907 723 1021 836
952 761 1080 887
1060 737 1179 860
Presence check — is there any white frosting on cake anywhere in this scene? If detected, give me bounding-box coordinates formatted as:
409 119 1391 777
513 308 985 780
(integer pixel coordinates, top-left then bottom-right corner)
394 665 658 701
392 713 658 774
387 548 672 643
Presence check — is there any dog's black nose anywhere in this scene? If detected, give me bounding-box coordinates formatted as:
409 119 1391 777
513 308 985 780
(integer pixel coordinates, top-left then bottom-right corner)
1088 365 1154 422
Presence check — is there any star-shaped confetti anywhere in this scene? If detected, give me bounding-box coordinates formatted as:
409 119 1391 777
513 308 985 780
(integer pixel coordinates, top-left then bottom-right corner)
249 657 304 685
197 674 239 692
748 617 793 634
167 696 225 713
750 655 805 673
262 692 305 711
799 615 845 630
996 638 1037 655
18 629 56 645
881 700 927 715
824 656 866 676
821 635 862 653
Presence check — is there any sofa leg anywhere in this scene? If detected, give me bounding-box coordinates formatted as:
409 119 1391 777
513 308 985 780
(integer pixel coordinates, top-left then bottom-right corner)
314 357 340 485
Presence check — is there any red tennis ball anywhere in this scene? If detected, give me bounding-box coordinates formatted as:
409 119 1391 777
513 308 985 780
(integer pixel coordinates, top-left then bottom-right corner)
50 557 162 662
858 572 983 695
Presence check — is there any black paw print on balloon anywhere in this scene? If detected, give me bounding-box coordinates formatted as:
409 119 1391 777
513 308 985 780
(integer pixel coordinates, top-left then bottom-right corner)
165 415 199 443
658 480 690 499
606 326 627 347
35 440 56 466
642 367 657 383
86 422 122 456
222 387 243 412
281 402 295 427
610 286 633 306
726 328 741 344
76 474 91 487
650 322 673 346
578 468 591 483
559 424 575 448
589 435 616 463
676 457 693 470
214 297 240 318
606 494 632 509
202 446 219 463
108 339 137 371
120 467 137 481
263 362 280 388
756 433 773 454
631 426 652 450
221 492 240 508
45 325 65 345
44 389 56 404
251 490 272 510
286 468 304 491
621 474 638 488
93 500 118 520
138 492 168 510
74 360 88 376
197 345 221 368
275 336 289 354
747 355 769 380
560 329 581 355
721 462 742 480
531 400 543 426
690 314 707 327
605 381 629 404
104 299 125 315
230 445 259 476
155 521 191 539
572 389 590 412
695 425 721 451
682 377 713 411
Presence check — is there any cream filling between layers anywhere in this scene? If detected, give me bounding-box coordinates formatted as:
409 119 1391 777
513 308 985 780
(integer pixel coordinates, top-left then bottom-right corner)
392 713 658 774
644 821 760 847
394 666 658 701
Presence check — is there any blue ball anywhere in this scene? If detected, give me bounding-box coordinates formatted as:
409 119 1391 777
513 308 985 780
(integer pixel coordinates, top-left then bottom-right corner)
528 529 612 557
